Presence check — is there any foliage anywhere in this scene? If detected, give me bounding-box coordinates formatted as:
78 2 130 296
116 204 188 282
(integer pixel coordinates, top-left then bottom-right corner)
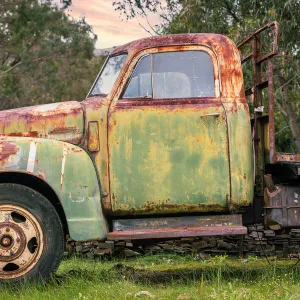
113 0 180 33
114 0 300 152
0 0 105 110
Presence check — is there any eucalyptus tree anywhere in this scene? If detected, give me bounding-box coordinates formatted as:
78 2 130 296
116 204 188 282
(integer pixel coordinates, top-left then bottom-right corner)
0 0 103 110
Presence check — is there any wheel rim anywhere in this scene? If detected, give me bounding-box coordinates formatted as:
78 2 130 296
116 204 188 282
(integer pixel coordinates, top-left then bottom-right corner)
0 205 44 280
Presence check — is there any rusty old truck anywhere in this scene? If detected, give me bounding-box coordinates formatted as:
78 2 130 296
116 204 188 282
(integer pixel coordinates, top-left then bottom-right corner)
0 22 300 283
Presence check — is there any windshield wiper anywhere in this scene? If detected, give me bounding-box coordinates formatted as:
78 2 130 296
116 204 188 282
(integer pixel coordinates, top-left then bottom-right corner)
88 93 108 98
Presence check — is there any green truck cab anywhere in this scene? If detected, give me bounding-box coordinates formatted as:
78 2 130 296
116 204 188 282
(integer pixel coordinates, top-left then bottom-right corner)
0 22 299 283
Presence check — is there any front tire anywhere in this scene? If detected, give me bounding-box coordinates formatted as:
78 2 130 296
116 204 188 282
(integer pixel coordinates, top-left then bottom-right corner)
0 183 64 284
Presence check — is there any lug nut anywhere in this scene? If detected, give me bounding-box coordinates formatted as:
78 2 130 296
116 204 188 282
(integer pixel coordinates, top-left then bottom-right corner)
0 236 12 247
2 237 11 246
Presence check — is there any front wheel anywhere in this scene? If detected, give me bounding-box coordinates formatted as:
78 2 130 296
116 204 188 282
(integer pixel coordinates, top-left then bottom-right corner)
0 184 64 284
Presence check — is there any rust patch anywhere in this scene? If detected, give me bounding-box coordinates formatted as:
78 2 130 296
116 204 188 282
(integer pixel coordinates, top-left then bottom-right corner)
37 172 46 181
0 142 19 163
48 127 80 134
60 174 64 191
113 202 229 216
82 96 106 111
115 98 219 108
107 225 247 240
230 199 252 211
264 185 300 229
111 33 232 57
113 214 243 231
274 153 300 163
0 131 39 138
0 101 84 145
237 22 279 165
71 147 83 153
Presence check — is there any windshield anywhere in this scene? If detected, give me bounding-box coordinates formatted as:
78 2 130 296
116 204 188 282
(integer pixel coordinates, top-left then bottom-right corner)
89 53 127 97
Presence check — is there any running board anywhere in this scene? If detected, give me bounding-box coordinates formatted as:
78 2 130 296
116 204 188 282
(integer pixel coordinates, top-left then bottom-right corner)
107 226 247 240
108 215 247 240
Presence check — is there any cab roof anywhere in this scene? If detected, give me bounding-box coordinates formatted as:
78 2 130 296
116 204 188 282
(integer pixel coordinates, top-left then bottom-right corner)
111 33 245 99
111 33 236 57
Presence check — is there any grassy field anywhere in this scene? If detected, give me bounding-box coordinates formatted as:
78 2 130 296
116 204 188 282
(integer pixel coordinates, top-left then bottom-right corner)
2 254 300 300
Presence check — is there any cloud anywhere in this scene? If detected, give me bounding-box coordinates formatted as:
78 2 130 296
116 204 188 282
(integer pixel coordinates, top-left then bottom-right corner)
68 0 161 48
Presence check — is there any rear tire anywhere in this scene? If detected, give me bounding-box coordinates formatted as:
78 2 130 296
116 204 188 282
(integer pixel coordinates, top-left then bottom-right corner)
0 183 64 284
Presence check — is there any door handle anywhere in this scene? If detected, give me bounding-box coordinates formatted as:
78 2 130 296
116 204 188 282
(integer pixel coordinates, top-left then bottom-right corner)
199 113 220 118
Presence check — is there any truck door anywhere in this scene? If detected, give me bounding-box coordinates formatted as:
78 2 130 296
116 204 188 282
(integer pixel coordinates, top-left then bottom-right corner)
108 46 230 215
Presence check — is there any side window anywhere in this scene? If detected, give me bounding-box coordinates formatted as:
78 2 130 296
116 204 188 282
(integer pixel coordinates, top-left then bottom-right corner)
153 51 215 98
90 54 127 97
123 55 152 98
122 50 215 99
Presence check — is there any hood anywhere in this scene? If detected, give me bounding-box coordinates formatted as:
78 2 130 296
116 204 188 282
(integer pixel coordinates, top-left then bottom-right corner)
0 101 84 145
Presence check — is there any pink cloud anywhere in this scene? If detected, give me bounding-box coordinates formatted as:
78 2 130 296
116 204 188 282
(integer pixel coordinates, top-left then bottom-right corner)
68 0 161 48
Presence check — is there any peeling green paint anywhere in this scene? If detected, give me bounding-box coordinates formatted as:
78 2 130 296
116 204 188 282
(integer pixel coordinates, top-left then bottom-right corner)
109 103 231 214
0 137 108 241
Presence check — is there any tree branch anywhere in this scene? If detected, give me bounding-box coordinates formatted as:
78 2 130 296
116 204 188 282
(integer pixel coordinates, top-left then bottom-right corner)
136 16 153 36
140 6 160 35
274 98 288 117
131 3 153 36
275 125 290 135
0 61 22 76
276 75 299 92
0 55 65 77
219 0 241 23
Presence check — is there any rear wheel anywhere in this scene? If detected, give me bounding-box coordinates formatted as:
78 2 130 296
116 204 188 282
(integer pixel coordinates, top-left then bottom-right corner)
0 184 64 284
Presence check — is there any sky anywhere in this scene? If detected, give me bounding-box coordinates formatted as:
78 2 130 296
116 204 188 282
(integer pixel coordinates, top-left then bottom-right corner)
67 0 162 49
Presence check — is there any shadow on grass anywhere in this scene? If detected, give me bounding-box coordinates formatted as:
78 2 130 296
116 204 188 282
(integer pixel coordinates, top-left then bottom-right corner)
51 261 300 286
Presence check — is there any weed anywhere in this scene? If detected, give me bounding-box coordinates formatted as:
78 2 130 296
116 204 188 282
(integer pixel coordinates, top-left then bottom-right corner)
247 255 258 262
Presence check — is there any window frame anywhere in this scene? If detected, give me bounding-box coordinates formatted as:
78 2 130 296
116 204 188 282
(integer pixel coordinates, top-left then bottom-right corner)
87 51 128 98
122 54 152 99
117 45 220 102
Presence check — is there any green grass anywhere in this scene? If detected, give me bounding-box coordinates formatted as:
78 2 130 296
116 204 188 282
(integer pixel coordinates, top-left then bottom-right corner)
2 254 300 299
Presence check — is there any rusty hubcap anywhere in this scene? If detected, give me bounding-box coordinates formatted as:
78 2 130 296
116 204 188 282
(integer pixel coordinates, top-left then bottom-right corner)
0 205 44 280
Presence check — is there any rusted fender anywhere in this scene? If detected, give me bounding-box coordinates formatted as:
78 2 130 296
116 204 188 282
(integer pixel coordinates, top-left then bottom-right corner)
0 136 108 241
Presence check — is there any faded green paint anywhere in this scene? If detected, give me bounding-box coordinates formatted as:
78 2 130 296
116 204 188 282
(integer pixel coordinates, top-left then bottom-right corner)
0 137 108 241
82 97 111 212
108 103 231 214
223 102 254 208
